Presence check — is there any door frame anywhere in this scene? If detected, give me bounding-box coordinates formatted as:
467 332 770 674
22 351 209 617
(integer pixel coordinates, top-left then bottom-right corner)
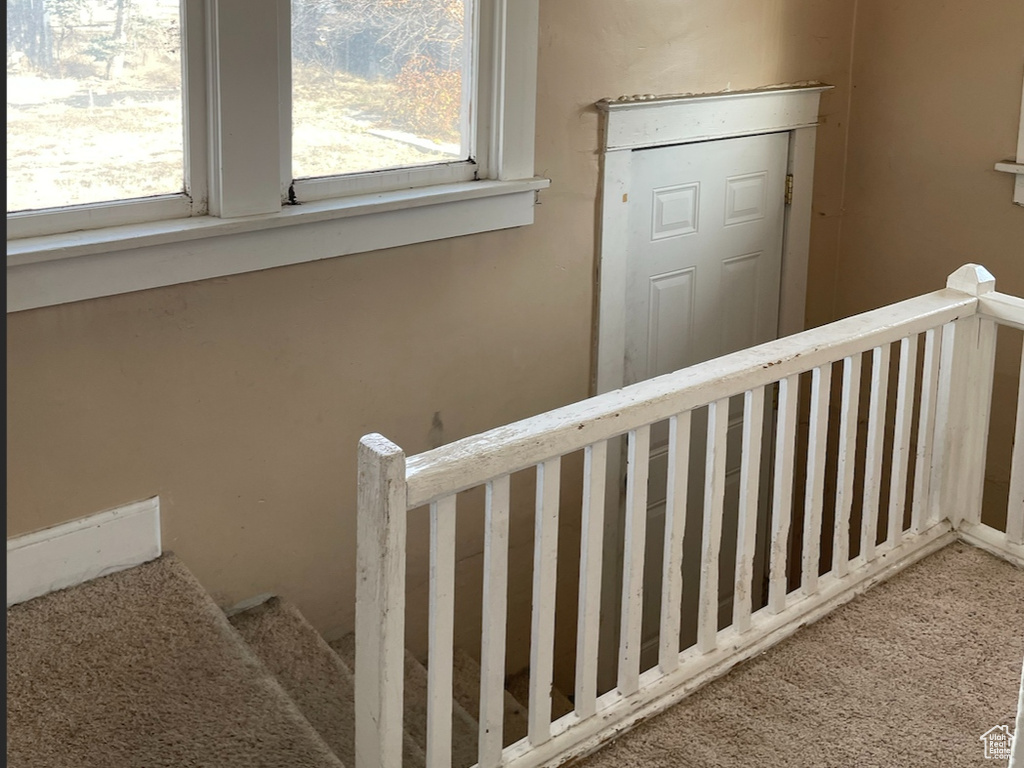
594 83 832 395
592 83 832 692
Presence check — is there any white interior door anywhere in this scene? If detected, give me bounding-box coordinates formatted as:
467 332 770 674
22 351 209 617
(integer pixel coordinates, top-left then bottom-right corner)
623 131 789 667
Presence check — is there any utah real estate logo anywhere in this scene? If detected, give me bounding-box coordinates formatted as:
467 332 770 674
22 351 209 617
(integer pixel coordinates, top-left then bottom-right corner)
979 725 1014 760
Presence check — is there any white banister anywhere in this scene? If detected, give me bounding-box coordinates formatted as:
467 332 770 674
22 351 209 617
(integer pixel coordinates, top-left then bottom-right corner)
934 265 998 529
887 336 918 546
967 318 998 524
1008 340 1024 546
528 458 561 746
354 264 1024 768
427 495 457 768
404 291 975 509
733 388 764 634
479 476 511 768
1010 656 1024 768
912 328 940 532
697 398 729 653
930 321 958 525
618 426 651 695
979 291 1024 331
802 365 831 596
659 413 691 670
355 434 408 768
833 354 861 578
769 375 799 614
862 344 891 562
575 442 607 719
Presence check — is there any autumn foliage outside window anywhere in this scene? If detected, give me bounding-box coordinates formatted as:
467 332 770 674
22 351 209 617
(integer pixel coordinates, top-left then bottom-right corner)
6 0 184 212
291 0 469 180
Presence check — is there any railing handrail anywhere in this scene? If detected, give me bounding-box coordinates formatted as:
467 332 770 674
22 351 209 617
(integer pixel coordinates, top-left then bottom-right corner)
405 288 977 509
979 290 1024 330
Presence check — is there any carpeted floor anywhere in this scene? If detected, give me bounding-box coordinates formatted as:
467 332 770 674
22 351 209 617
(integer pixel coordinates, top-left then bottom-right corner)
7 542 1023 768
575 542 1024 768
6 555 342 768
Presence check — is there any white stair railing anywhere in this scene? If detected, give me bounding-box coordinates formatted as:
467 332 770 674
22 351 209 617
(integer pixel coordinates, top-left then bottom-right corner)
355 264 1024 768
1011 656 1024 768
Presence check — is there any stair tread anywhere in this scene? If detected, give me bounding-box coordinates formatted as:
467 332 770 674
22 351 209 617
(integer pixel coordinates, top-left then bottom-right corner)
230 597 426 768
506 668 575 723
7 554 343 768
331 633 480 768
451 647 529 747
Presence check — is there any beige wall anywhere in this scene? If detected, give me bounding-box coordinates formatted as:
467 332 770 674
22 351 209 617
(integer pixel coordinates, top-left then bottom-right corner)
7 1 856 677
837 0 1024 528
836 0 1024 315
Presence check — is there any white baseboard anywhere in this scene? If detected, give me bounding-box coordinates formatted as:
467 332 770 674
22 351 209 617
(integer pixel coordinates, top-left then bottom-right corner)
958 522 1024 568
7 497 162 608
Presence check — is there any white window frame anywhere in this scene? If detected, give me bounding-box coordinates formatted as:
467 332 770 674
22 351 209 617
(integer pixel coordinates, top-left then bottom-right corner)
6 0 547 312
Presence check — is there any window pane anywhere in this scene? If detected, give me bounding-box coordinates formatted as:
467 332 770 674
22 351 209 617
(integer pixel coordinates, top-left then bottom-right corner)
6 0 184 213
291 0 469 180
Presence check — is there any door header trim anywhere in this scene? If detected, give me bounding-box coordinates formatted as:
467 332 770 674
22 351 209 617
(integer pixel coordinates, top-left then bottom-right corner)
597 83 833 152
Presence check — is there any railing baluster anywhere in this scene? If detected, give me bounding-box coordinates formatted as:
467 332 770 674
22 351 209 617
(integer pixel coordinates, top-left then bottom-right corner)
833 354 861 578
427 496 457 768
618 426 650 695
931 315 998 528
911 329 940 532
478 476 510 768
802 365 832 596
697 398 729 653
528 458 561 746
887 336 918 546
733 389 764 634
769 375 799 614
574 442 607 719
659 412 692 672
960 320 998 528
929 322 958 523
1007 337 1024 545
862 344 891 562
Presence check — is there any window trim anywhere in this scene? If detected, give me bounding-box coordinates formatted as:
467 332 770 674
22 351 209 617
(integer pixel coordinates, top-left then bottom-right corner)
6 0 546 312
993 65 1024 206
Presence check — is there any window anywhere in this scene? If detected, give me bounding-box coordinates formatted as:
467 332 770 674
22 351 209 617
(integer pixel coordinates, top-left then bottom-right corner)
6 0 186 211
290 0 469 181
7 0 546 312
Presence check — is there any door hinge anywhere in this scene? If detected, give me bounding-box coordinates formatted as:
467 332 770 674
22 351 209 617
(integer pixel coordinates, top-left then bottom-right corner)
784 174 794 206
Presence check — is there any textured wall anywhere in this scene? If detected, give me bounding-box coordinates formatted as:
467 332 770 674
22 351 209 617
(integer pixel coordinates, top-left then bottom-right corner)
836 0 1024 529
7 1 857 681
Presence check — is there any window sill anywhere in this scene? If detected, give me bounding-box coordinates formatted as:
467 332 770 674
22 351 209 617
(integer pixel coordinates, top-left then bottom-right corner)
995 161 1024 206
7 177 550 313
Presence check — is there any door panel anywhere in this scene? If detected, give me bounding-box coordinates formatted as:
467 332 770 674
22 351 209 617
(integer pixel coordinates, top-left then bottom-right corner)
623 132 788 669
625 132 788 383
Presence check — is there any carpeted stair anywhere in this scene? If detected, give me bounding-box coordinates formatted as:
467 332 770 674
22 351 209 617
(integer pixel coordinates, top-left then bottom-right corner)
14 543 1016 767
6 553 557 768
6 555 344 768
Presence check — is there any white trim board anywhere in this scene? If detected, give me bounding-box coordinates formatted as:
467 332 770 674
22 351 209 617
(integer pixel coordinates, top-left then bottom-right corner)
7 497 162 607
7 179 548 313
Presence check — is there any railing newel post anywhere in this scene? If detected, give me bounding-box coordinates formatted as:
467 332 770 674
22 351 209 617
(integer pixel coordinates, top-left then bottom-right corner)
355 433 408 768
931 265 997 530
